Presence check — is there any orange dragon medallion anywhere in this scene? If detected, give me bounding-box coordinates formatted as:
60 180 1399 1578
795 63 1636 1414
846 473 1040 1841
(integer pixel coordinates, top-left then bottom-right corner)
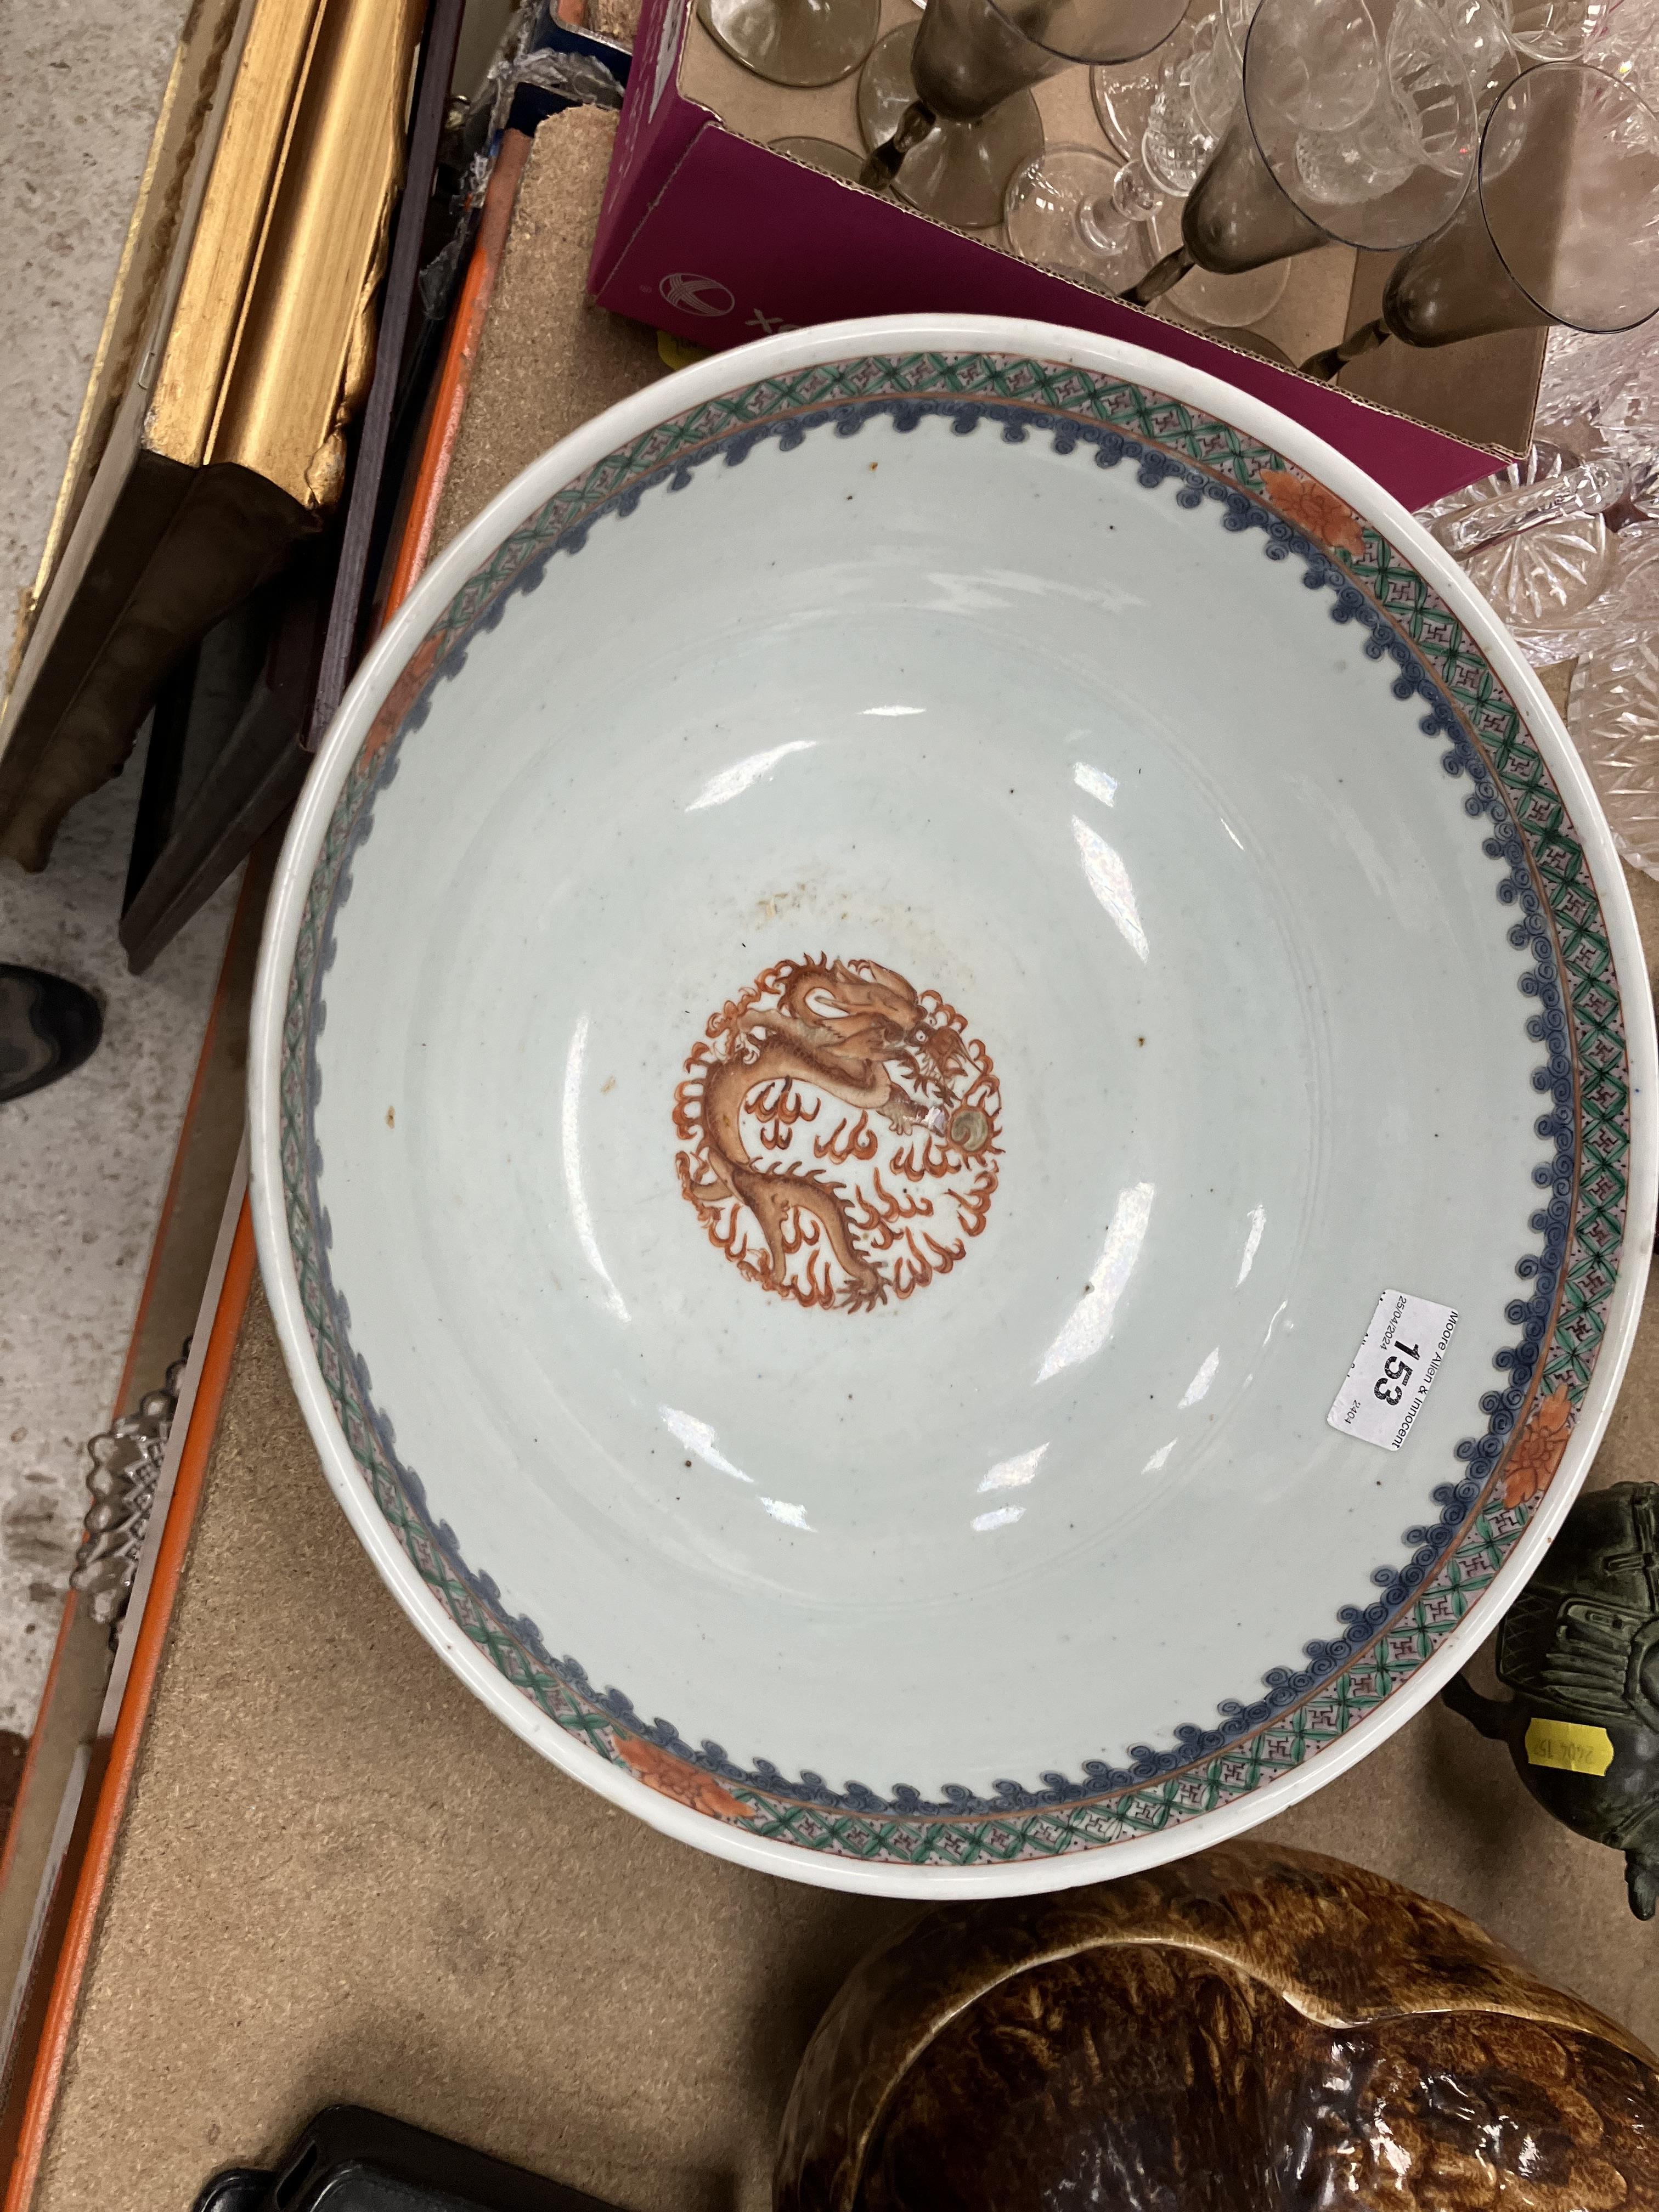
674 956 1002 1311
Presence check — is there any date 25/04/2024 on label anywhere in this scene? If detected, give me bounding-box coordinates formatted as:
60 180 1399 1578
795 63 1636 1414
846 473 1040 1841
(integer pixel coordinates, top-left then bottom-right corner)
1328 1290 1460 1453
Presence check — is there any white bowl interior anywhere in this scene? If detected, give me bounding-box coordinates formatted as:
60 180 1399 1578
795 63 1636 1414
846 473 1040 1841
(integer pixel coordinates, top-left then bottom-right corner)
306 396 1561 1808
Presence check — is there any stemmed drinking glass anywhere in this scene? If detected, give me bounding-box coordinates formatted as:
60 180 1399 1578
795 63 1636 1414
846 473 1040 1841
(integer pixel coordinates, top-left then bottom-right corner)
1032 0 1291 316
1507 0 1609 58
1003 140 1168 289
698 0 881 87
857 0 1191 231
1007 0 1287 318
1302 63 1659 377
1432 0 1517 106
1096 0 1257 195
1001 141 1290 326
1123 0 1477 308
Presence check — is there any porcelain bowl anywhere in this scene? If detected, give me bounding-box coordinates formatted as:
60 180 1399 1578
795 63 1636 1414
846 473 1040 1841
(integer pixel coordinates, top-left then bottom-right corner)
251 314 1656 1894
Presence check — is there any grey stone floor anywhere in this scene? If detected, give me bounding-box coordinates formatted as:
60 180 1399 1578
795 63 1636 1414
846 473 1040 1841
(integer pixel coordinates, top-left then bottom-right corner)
0 0 234 1738
0 0 188 630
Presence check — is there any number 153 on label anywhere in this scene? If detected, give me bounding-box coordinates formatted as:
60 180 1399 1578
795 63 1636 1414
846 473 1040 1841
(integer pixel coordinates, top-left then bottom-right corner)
1328 1289 1460 1452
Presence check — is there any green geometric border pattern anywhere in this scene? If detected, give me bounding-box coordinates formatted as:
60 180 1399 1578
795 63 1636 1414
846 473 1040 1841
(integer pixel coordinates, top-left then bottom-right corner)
277 351 1628 1867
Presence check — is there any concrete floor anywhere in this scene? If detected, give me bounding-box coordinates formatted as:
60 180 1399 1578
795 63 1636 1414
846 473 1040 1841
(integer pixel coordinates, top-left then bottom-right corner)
0 0 188 634
0 0 518 1749
0 0 234 1739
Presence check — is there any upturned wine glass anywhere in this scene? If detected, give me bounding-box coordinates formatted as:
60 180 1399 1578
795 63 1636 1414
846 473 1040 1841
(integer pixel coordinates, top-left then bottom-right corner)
698 0 882 86
1304 63 1659 376
858 0 1190 231
771 132 870 179
1124 0 1477 306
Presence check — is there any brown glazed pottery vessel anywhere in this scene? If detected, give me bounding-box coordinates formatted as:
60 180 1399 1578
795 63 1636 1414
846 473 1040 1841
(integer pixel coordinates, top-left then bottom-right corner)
775 1841 1659 2210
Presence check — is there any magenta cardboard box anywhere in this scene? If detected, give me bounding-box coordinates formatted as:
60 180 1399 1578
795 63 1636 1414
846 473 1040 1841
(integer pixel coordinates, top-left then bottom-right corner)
588 0 1532 510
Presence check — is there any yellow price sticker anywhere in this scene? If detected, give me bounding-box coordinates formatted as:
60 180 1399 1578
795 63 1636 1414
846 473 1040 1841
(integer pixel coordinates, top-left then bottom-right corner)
1525 1717 1615 1776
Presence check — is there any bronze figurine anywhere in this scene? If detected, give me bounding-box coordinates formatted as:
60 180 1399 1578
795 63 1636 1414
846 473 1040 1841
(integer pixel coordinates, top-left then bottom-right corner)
1444 1480 1659 1918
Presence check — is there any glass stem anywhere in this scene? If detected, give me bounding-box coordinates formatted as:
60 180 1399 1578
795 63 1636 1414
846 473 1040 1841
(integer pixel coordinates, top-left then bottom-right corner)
1429 456 1632 558
1123 244 1194 304
1077 195 1124 255
1301 317 1389 381
861 98 938 189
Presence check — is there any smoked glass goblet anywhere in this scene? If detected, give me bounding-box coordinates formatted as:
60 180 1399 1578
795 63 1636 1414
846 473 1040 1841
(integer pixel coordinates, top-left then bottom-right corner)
1304 64 1659 376
1002 136 1291 324
1086 0 1295 322
698 0 881 87
859 0 1190 231
1125 0 1476 305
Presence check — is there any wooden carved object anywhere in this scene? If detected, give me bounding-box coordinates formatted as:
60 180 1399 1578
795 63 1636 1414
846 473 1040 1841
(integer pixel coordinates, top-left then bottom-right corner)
1445 1481 1659 1918
775 1842 1659 2211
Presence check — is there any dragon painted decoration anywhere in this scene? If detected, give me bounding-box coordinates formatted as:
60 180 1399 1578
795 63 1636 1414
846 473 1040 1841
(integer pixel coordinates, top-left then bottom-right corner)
674 957 1001 1310
265 342 1645 1878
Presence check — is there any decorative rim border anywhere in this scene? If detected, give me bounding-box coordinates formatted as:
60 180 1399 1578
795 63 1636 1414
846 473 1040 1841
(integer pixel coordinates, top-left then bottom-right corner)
269 343 1637 1872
